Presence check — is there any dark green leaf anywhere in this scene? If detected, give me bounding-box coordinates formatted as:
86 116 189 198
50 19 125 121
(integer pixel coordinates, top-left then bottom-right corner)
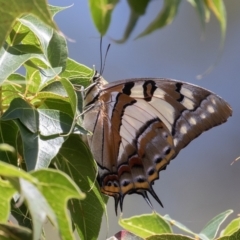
127 0 150 15
1 98 39 133
15 120 65 170
11 44 43 54
47 30 68 71
55 134 107 240
10 29 30 45
60 78 77 118
114 11 140 43
137 0 181 39
0 223 32 240
0 120 18 165
11 201 33 231
38 108 86 136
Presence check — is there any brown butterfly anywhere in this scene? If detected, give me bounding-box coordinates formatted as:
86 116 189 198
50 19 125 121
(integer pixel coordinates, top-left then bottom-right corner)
83 72 232 214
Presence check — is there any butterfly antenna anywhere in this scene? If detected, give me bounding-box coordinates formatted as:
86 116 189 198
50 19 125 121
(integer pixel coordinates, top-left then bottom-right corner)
100 37 103 75
101 43 111 75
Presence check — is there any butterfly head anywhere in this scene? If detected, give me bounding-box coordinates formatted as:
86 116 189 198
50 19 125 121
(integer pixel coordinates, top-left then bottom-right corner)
83 71 108 108
92 71 108 86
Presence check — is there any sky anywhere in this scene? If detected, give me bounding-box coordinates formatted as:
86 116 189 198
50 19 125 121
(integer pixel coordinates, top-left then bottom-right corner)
48 1 240 238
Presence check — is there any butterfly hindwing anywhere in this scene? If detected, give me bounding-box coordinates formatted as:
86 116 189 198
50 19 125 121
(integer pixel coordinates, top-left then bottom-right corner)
83 76 232 213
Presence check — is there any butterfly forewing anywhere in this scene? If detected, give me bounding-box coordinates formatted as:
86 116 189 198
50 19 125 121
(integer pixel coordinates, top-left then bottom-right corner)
83 76 232 213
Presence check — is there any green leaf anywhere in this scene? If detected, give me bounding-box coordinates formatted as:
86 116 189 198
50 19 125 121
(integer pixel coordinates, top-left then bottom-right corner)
9 29 30 45
1 73 26 108
199 209 233 240
187 0 209 28
38 109 74 136
0 120 18 165
147 234 194 240
1 98 74 170
31 168 85 240
60 58 95 114
47 30 68 71
137 0 181 39
19 9 64 56
0 162 85 240
119 213 172 238
1 98 39 134
0 43 49 85
127 0 150 15
0 223 32 240
88 0 119 36
15 120 65 170
0 0 57 48
11 177 57 240
39 67 63 87
0 143 15 153
205 0 226 42
220 217 240 237
60 78 77 118
55 134 107 240
114 10 140 44
115 0 151 43
0 179 16 222
61 58 94 85
218 229 240 240
0 161 36 182
164 215 197 237
37 81 69 101
48 4 72 17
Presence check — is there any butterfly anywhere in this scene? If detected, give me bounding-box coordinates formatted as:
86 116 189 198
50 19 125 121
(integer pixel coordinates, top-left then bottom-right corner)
82 72 232 214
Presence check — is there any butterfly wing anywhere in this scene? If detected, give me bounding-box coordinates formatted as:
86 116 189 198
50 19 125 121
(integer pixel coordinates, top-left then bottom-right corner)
83 78 232 213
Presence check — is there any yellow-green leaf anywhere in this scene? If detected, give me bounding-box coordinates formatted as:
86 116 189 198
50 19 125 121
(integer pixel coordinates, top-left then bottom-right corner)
0 0 57 48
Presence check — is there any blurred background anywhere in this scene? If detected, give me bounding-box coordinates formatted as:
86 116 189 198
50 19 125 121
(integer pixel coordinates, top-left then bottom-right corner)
49 0 240 239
